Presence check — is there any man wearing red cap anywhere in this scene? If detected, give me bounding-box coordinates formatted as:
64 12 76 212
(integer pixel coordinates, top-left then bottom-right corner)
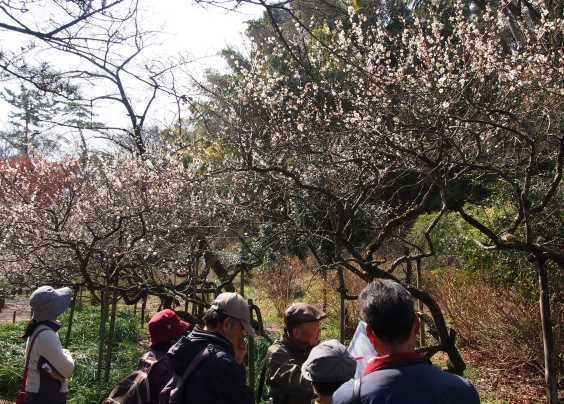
141 309 191 403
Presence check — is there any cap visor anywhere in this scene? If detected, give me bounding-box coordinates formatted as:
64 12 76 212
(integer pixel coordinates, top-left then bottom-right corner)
177 320 191 336
242 321 256 337
54 287 73 317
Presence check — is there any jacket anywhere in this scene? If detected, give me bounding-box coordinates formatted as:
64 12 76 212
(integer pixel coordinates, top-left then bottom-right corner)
265 337 315 404
138 345 172 404
167 328 253 404
25 323 74 394
332 359 480 404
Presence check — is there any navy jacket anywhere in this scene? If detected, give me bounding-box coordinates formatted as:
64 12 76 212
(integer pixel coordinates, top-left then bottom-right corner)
167 328 253 404
333 360 480 404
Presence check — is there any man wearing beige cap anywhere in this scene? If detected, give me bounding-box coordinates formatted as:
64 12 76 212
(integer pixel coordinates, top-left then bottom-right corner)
265 303 326 404
167 292 255 404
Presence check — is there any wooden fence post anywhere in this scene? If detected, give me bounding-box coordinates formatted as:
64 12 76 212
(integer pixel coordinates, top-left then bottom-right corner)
12 311 16 323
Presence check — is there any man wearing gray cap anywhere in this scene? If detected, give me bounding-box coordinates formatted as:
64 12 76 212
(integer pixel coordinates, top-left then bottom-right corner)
167 292 255 404
265 303 326 404
301 340 357 404
19 286 75 404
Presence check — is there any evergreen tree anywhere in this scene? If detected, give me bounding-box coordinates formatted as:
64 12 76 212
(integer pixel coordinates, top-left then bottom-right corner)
0 83 89 157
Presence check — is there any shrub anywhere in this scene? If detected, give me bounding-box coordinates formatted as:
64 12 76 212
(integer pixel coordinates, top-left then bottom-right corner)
428 270 563 377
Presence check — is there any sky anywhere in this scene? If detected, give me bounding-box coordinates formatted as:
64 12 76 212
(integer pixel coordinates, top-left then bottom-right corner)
139 1 261 72
0 0 263 153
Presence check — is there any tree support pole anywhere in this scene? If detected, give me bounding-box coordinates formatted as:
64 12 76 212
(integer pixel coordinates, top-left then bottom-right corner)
64 288 78 348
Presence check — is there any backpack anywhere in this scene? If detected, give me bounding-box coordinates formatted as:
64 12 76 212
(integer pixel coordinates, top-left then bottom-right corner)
102 351 161 404
159 346 210 404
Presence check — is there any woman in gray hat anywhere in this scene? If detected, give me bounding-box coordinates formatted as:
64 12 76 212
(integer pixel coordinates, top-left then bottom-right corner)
18 286 75 404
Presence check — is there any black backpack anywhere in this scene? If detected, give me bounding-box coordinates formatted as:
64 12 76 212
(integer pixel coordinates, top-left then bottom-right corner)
159 346 210 404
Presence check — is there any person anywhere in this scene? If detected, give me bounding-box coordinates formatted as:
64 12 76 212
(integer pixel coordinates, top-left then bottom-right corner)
301 339 357 404
144 309 192 403
166 292 255 404
332 280 480 404
265 303 326 404
21 286 75 404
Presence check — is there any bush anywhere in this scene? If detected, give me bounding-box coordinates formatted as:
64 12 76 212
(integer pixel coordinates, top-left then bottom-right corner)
428 270 563 377
0 305 143 404
409 210 562 297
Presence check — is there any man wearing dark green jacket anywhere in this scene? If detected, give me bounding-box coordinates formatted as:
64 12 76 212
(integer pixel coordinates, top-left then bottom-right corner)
266 303 326 404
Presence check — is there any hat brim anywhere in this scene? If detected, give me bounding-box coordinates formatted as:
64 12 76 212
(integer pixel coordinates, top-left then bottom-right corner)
53 287 73 318
176 320 191 336
242 320 256 337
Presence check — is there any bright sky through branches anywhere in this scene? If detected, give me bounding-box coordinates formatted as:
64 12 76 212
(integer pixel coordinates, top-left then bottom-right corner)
0 1 261 147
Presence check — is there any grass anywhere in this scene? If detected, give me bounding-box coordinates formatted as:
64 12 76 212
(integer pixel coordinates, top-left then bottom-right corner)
0 305 144 404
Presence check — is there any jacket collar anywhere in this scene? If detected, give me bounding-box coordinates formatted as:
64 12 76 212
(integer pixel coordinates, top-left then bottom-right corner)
189 327 234 355
364 351 426 376
281 335 311 357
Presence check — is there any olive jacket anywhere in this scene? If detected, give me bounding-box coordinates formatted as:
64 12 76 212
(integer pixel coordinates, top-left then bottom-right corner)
265 336 315 404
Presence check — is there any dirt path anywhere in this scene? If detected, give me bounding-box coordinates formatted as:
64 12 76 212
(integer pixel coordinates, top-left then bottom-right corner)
0 296 31 322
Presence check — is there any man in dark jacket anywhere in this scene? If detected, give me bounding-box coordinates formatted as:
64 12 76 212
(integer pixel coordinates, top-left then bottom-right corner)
167 292 254 404
265 303 326 404
333 280 480 404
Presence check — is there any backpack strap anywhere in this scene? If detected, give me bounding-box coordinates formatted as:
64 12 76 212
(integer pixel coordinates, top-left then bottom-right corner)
178 345 210 386
351 377 362 404
20 328 50 393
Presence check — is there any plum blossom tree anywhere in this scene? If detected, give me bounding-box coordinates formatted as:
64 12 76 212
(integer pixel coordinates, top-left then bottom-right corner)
0 151 243 380
190 0 562 398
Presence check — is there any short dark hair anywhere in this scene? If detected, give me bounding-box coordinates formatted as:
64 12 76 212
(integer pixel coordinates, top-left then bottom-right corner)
202 308 229 328
359 279 415 344
312 381 346 397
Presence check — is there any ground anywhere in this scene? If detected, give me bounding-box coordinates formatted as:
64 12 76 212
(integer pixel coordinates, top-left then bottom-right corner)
0 296 31 323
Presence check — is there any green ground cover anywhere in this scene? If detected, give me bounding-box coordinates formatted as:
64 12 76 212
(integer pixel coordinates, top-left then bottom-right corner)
0 306 143 403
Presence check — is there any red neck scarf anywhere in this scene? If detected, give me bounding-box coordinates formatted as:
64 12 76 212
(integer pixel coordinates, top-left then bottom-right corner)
364 352 425 376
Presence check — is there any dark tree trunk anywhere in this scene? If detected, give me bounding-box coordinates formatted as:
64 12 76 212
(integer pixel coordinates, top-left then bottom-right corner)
140 294 147 326
104 286 119 383
96 287 109 383
64 289 77 348
200 238 236 292
536 256 558 404
337 268 346 343
416 260 426 347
